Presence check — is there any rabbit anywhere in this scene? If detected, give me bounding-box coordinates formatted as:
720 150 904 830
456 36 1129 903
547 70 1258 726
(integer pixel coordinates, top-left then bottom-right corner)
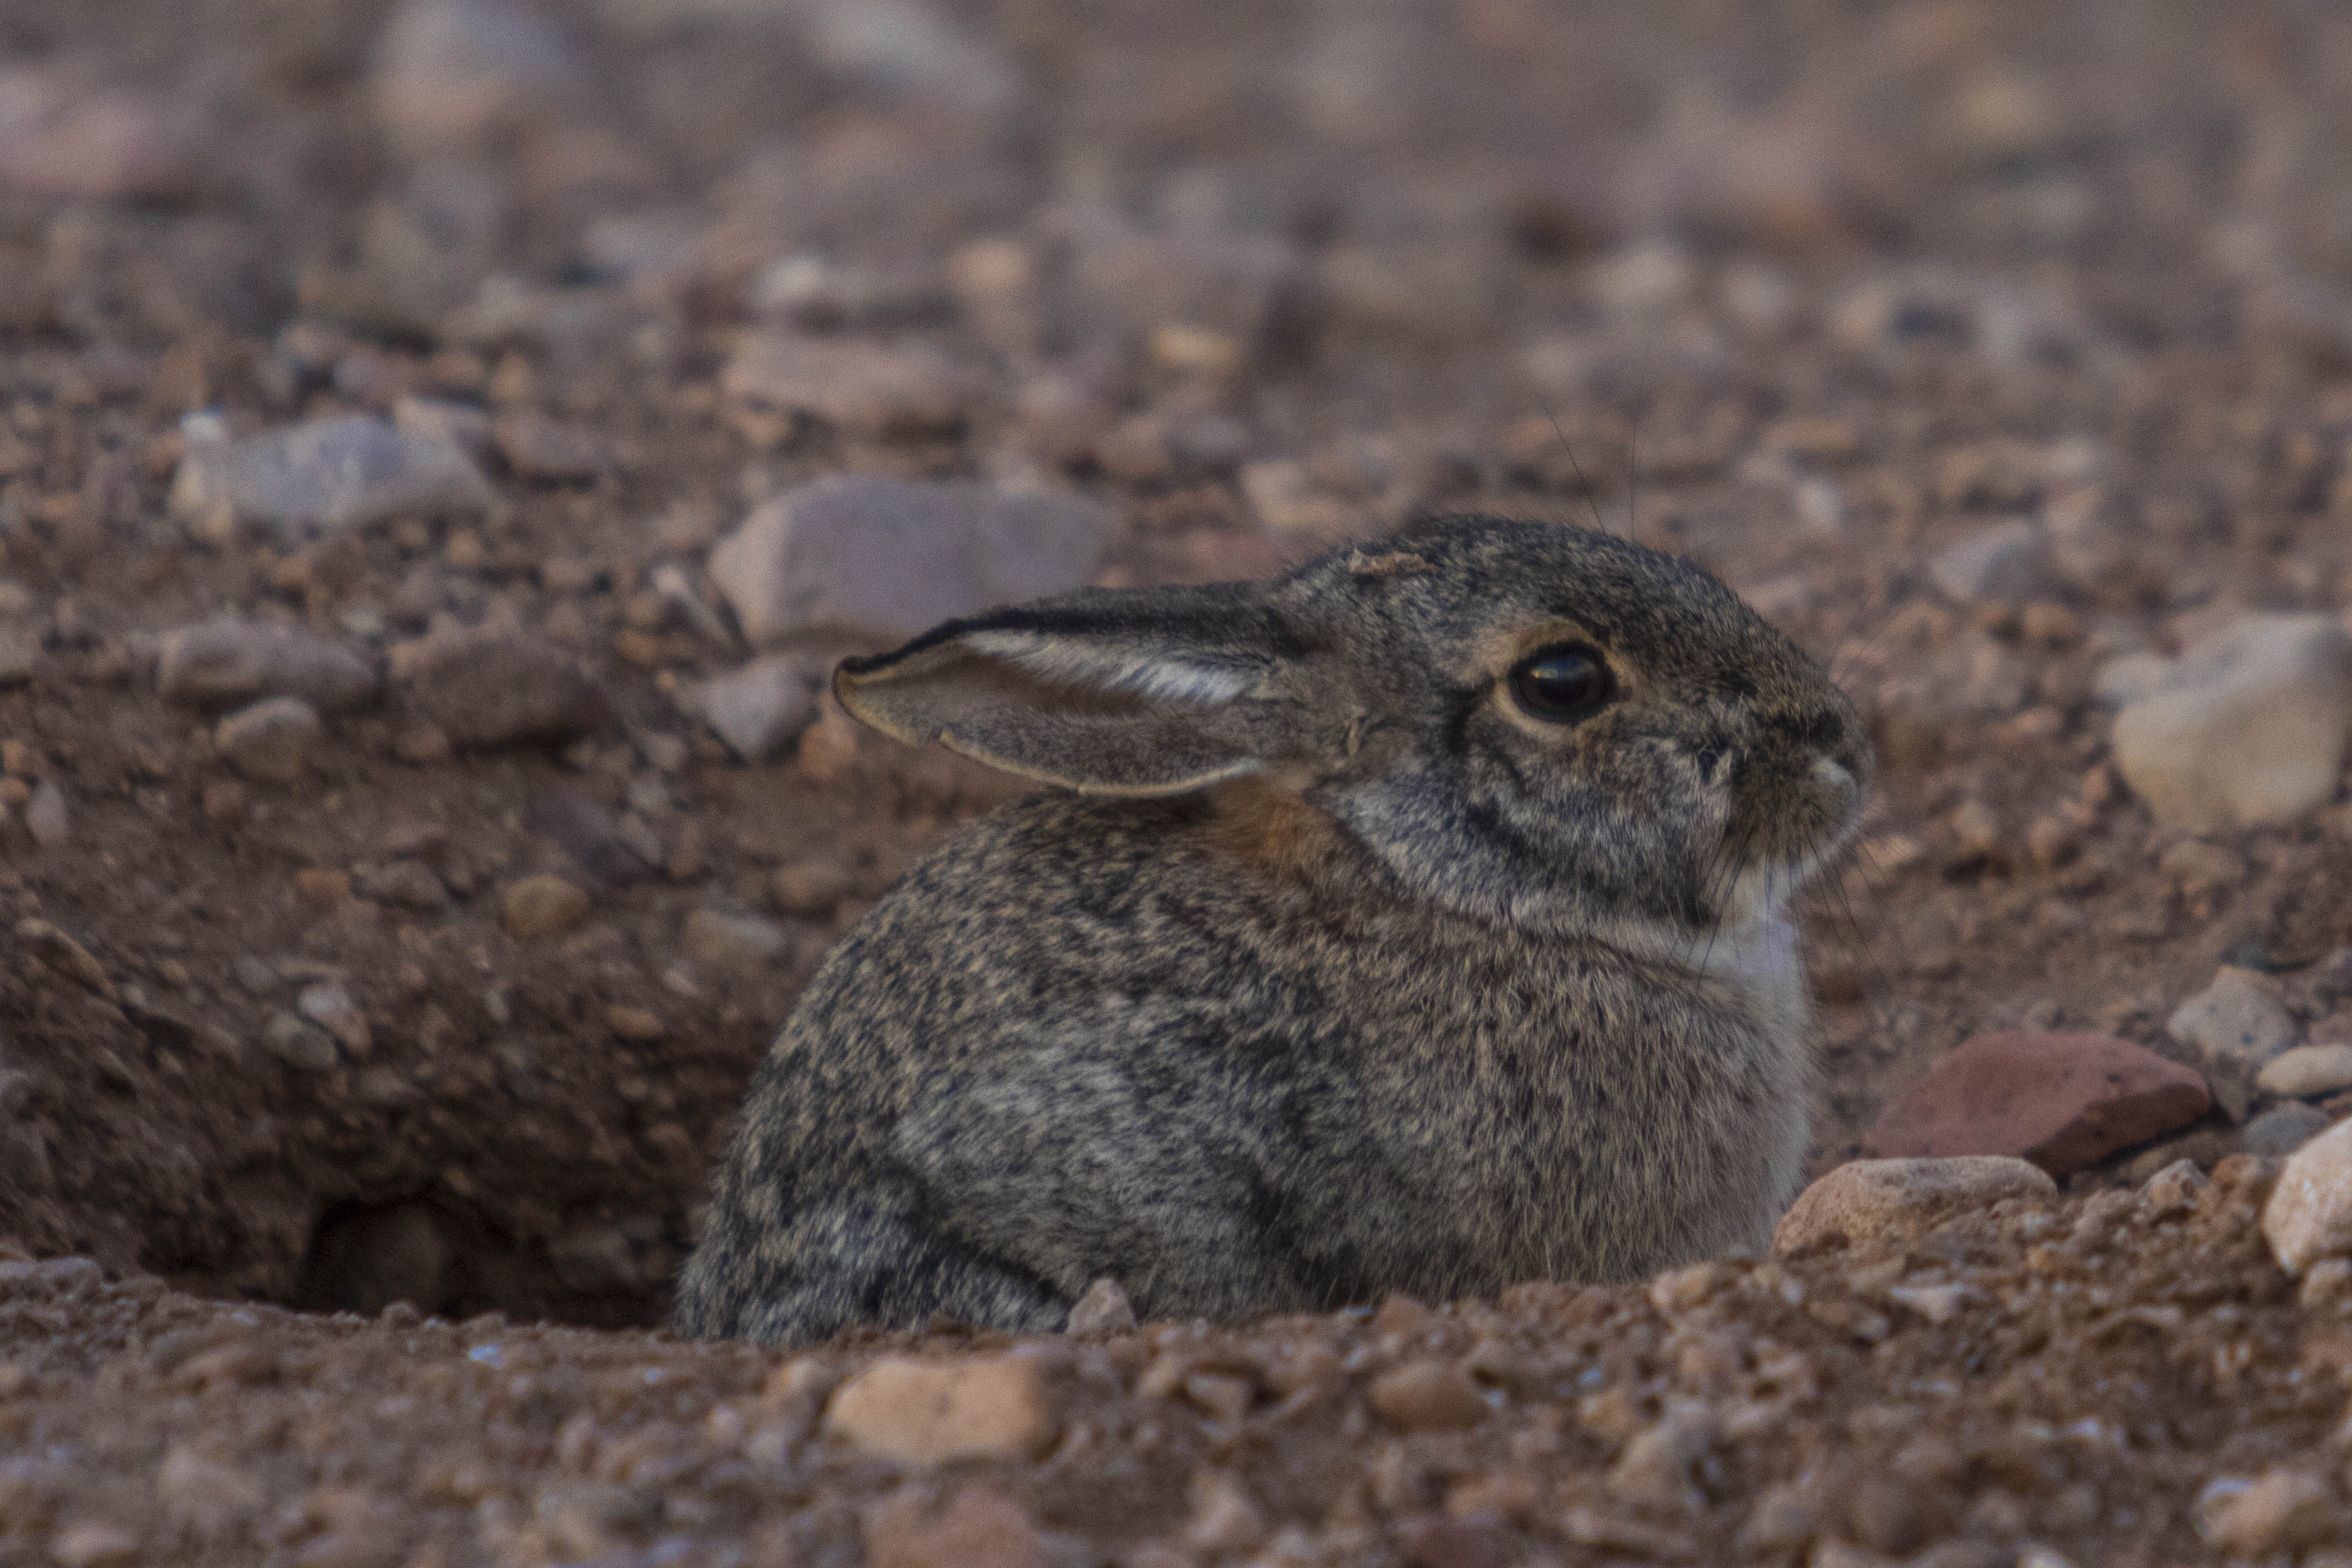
673 514 1870 1346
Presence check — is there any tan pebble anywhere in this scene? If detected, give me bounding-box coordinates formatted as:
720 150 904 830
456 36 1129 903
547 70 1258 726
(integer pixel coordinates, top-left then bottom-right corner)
49 1523 140 1568
15 918 114 999
202 779 248 820
1182 1372 1255 1423
772 859 855 917
502 875 590 939
684 907 790 969
2263 1117 2352 1276
296 868 352 905
1063 1276 1135 1335
215 695 321 783
393 725 453 764
1182 1471 1267 1557
822 1356 1055 1466
25 777 68 844
605 1004 663 1041
1775 1156 2056 1251
2259 1044 2352 1100
1368 1358 1489 1433
1646 1261 1724 1314
157 1447 264 1530
2198 1469 2341 1554
0 775 27 807
866 1487 1055 1568
2298 1257 2352 1310
1605 1400 1717 1510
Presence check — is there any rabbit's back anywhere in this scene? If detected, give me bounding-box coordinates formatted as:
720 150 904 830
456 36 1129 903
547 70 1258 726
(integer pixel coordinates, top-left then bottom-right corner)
674 785 1809 1344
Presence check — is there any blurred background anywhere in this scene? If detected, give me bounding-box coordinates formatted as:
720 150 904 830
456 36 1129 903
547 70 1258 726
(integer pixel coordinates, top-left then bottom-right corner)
9 0 2352 1327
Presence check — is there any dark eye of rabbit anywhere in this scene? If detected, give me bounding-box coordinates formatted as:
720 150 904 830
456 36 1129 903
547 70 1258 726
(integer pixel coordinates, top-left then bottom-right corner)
1508 643 1615 723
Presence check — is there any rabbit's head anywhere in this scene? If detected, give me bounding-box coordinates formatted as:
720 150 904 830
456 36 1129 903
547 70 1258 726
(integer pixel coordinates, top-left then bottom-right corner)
837 516 1868 953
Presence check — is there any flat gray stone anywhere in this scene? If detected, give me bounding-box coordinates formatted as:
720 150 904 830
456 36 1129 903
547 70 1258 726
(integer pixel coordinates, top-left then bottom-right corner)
689 653 825 760
1928 519 2052 604
707 476 1110 651
215 696 323 784
170 416 496 545
158 619 380 714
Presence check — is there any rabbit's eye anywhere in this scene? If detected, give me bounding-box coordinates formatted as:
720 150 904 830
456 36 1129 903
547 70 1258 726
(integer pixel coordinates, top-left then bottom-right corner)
1509 644 1614 723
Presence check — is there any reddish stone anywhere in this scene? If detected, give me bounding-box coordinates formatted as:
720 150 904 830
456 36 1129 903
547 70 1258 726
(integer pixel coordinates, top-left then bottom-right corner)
1865 1031 2211 1177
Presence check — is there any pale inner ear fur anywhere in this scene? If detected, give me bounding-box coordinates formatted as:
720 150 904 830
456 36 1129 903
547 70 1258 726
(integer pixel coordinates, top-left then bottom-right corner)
835 639 1268 797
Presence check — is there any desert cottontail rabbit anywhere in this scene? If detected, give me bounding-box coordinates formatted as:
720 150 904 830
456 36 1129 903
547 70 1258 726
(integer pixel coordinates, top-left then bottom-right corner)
675 515 1869 1344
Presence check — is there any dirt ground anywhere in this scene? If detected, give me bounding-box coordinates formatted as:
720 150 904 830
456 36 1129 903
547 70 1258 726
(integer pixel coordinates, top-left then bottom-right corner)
7 0 2352 1561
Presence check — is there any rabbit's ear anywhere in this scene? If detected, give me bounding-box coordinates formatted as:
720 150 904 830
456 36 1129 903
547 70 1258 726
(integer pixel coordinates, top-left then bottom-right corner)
834 586 1285 796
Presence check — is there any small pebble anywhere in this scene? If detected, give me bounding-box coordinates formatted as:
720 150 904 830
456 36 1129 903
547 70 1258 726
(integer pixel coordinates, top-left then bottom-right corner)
24 777 69 845
684 907 790 970
822 1356 1055 1466
354 859 450 910
502 875 590 939
1065 1277 1136 1335
262 1011 340 1072
2168 968 2298 1120
773 859 854 917
1367 1359 1489 1433
157 619 379 714
2197 1469 2341 1556
395 627 606 749
2264 1117 2352 1276
605 1004 663 1041
2257 1044 2352 1100
691 654 823 761
2243 1102 2332 1159
297 982 372 1058
215 696 322 784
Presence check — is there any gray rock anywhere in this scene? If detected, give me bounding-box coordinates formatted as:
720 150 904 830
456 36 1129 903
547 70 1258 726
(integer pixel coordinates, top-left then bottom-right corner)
689 653 825 760
157 619 380 714
24 778 68 845
0 626 37 687
354 859 451 910
2168 967 2299 1120
298 982 372 1058
2243 1102 2331 1160
707 476 1109 650
170 416 496 546
2259 1044 2352 1101
371 0 586 158
263 1010 340 1072
395 626 606 748
1927 519 2052 604
215 697 323 784
2112 613 2352 832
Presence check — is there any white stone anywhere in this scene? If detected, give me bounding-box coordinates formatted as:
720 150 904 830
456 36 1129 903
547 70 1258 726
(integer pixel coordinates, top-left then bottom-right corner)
2264 1116 2352 1276
215 697 323 784
170 416 496 545
24 777 68 845
2112 613 2352 832
297 982 372 1058
707 476 1108 651
1928 519 2052 604
158 620 380 714
689 654 823 760
2259 1044 2352 1101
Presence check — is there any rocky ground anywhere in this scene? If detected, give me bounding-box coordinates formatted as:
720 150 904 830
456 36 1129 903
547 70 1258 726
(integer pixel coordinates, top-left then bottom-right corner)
10 0 2352 1561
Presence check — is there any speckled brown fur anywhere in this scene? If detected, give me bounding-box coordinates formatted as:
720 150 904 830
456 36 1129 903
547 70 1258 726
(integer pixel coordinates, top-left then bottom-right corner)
675 516 1869 1345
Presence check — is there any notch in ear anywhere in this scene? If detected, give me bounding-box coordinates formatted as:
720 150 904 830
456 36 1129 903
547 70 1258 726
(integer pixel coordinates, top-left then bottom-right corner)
832 583 1291 796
